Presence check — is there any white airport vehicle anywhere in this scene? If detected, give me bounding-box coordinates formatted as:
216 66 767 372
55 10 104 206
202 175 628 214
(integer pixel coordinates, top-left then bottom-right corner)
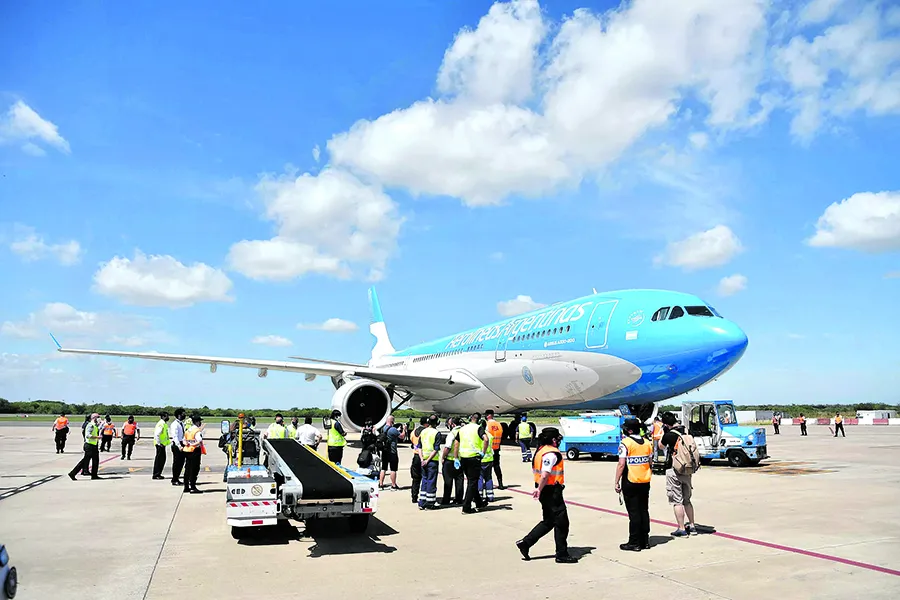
222 419 377 540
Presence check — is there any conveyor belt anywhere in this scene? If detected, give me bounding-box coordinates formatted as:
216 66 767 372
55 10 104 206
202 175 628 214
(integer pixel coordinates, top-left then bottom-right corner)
267 439 355 500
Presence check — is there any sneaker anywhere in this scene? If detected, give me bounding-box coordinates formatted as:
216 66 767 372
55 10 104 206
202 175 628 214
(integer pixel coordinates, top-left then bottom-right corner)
390 485 400 491
671 529 688 537
556 554 578 563
619 543 642 552
515 539 531 560
686 524 699 536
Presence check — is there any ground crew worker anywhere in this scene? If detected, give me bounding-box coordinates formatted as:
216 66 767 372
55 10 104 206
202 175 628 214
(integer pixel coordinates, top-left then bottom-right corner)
772 413 780 435
79 415 92 475
410 417 427 504
52 412 69 454
265 414 288 439
440 417 464 505
516 415 533 462
169 409 187 486
651 416 664 459
478 438 495 502
327 410 347 464
296 416 322 447
287 416 300 439
799 413 808 436
417 415 442 510
515 427 577 563
181 414 204 494
68 413 101 480
458 413 490 514
485 410 505 489
120 415 139 460
834 413 845 437
615 418 652 552
100 415 116 452
152 411 170 480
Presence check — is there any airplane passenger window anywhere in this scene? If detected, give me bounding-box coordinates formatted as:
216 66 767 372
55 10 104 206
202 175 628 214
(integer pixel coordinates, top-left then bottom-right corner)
669 306 685 320
566 325 571 332
686 306 715 317
652 307 670 321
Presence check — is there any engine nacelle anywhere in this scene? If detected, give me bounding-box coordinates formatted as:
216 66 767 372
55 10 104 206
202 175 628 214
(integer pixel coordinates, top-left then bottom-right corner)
331 378 392 432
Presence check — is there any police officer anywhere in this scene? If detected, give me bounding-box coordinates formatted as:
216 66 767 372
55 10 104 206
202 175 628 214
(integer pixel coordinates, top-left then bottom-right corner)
485 410 505 489
615 418 653 551
120 415 139 460
515 427 577 563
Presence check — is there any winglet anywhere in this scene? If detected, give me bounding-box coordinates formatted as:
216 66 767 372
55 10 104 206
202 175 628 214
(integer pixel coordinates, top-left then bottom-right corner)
49 332 62 350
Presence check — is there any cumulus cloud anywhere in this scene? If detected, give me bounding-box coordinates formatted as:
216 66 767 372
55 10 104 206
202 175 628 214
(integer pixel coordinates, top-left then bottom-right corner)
774 3 900 141
227 168 402 282
8 226 83 265
717 274 748 296
297 318 359 332
688 132 710 149
497 295 547 317
326 0 771 207
807 191 900 252
93 250 234 308
252 335 293 347
655 225 743 270
312 145 321 162
1 302 170 347
0 100 70 155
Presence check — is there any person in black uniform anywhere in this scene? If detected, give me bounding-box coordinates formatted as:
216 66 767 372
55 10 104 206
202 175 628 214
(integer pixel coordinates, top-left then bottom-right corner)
515 427 577 563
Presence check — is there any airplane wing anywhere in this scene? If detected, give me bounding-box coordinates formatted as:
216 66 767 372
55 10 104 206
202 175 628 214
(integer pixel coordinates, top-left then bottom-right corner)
54 342 480 395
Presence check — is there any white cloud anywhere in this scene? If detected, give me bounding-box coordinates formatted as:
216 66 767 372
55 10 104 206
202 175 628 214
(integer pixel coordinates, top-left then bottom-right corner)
807 191 900 252
799 0 846 25
8 226 83 265
775 3 900 141
717 274 748 296
93 250 234 308
227 168 402 282
0 101 70 155
312 145 321 162
297 318 359 332
1 302 170 348
497 295 547 317
655 225 744 270
252 335 293 347
327 0 771 207
688 132 709 149
885 271 900 279
787 332 805 339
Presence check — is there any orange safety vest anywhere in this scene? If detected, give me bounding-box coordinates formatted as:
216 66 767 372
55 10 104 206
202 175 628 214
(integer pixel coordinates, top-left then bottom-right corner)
532 445 565 487
622 436 652 484
651 422 663 441
183 426 201 453
486 419 503 451
103 423 116 436
54 417 69 430
123 422 137 436
835 416 842 424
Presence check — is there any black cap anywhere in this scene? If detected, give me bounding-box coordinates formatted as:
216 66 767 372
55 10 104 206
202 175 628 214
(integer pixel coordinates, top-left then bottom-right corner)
543 427 562 438
623 418 642 433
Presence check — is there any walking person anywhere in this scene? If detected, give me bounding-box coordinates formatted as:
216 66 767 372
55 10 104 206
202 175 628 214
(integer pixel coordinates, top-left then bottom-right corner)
515 427 577 563
100 415 116 452
182 414 204 494
417 415 442 510
169 409 187 486
440 417 465 506
152 411 171 480
485 410 505 489
516 415 534 462
120 415 139 460
660 412 700 537
52 412 70 453
834 413 846 437
378 416 403 491
68 413 101 480
799 414 808 436
615 418 653 552
79 415 92 475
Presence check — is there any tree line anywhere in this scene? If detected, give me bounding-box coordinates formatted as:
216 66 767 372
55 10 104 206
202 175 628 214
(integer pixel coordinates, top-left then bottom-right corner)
1 398 896 420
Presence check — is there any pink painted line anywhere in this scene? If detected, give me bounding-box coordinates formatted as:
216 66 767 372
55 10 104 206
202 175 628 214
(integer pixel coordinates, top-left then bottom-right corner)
507 487 900 577
99 456 119 466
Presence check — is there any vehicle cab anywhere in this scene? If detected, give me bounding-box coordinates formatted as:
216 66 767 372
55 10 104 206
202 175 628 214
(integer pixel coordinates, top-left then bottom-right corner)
681 400 767 467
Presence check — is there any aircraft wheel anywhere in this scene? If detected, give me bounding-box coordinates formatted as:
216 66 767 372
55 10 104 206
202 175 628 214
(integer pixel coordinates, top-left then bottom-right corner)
566 448 579 461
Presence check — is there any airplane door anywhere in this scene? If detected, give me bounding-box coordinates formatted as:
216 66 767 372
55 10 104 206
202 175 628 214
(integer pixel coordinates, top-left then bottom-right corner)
585 300 618 348
494 334 509 362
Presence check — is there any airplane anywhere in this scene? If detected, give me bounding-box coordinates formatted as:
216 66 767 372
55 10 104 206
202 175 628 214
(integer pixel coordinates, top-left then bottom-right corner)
51 287 749 433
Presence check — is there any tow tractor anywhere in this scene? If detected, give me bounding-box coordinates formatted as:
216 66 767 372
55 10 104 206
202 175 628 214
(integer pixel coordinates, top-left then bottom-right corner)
222 417 378 540
681 400 768 467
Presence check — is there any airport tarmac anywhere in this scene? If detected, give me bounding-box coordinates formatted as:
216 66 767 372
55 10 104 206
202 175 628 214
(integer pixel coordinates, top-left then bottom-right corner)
1 423 899 600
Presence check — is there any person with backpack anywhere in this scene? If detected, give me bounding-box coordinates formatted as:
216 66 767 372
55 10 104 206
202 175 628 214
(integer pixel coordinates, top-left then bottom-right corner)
660 411 700 537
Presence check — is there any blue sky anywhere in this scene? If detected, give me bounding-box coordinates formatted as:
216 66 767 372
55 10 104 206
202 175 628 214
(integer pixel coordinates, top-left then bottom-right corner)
1 0 898 409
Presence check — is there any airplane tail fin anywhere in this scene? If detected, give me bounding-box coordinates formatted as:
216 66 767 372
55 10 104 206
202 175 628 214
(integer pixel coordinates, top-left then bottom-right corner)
368 287 396 361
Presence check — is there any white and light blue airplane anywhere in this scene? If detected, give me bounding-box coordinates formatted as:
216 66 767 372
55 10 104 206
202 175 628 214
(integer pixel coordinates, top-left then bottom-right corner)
53 287 748 432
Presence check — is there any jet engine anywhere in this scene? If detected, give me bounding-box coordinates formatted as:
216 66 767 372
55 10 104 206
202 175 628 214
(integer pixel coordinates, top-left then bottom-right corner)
331 378 392 432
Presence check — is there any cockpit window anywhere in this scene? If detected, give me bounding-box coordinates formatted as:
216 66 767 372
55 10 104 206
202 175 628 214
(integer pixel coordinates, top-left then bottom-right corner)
651 307 670 321
686 306 715 317
669 306 685 320
707 305 722 317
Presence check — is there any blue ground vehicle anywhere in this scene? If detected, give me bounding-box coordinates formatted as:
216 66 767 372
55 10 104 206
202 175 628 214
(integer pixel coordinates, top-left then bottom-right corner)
1 544 16 599
681 400 768 467
558 412 628 461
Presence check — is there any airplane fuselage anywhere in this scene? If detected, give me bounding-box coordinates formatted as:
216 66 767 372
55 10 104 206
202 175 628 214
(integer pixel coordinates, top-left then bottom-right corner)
369 289 748 415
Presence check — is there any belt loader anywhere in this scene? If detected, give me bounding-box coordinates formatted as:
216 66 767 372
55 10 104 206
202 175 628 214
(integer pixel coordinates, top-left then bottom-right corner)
221 418 378 541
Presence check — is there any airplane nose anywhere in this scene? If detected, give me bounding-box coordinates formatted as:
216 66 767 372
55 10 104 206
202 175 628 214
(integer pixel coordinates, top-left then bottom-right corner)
707 320 749 358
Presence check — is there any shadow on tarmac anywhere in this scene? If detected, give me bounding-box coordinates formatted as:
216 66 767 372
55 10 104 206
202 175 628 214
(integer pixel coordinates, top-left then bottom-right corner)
648 535 672 547
306 516 398 557
528 546 596 561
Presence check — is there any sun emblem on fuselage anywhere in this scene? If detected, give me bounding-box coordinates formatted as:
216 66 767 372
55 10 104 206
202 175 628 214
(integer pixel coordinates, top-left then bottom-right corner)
522 366 534 385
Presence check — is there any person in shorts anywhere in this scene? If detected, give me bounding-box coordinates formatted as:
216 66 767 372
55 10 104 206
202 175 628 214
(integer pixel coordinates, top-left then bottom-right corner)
660 411 697 537
378 416 402 491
